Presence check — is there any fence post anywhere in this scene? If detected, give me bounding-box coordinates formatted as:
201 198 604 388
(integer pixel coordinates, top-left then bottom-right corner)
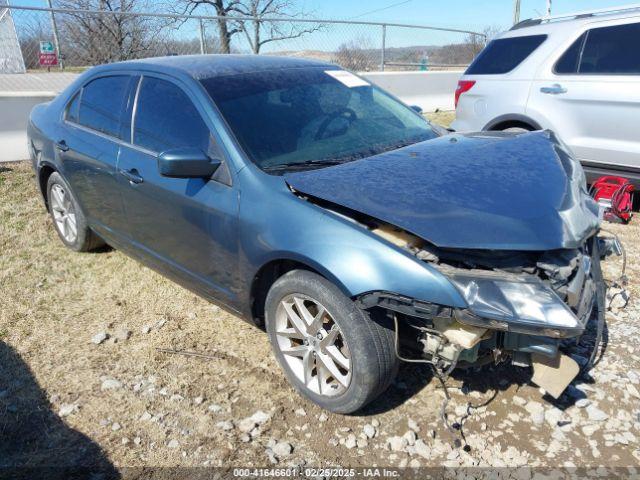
380 24 386 71
46 0 64 70
199 18 206 54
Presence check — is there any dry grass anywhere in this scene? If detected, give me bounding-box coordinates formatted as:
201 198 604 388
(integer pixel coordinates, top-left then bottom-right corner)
424 110 456 128
1 158 639 470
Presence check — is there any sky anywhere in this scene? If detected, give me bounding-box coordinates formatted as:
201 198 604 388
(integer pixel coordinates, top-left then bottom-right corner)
7 0 636 52
9 0 633 30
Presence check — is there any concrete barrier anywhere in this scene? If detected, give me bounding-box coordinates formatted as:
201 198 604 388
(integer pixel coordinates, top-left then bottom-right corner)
0 93 55 162
361 70 463 112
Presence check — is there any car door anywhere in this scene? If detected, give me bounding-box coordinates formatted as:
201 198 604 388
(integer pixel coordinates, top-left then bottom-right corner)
59 74 137 236
117 74 240 306
528 19 640 170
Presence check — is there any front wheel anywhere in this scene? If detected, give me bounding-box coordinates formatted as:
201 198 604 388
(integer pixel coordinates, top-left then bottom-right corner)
265 270 399 414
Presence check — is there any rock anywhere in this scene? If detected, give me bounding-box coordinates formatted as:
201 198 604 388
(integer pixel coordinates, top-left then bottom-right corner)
525 401 545 426
141 325 152 334
168 439 180 449
140 411 152 421
329 438 339 447
403 430 417 446
294 408 306 416
121 437 130 445
170 394 184 402
91 332 108 344
134 437 142 446
513 395 527 407
575 398 591 408
272 441 293 458
208 404 223 413
58 403 78 417
371 419 380 427
387 436 408 452
238 410 271 433
111 422 121 431
627 384 640 399
586 405 609 422
318 413 328 422
194 396 204 405
356 438 368 448
114 328 131 341
408 418 420 432
363 424 376 439
344 434 357 449
100 378 122 391
582 424 600 436
250 410 271 424
413 439 431 459
216 420 234 431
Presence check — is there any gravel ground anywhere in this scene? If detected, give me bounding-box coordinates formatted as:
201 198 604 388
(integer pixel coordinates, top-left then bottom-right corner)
1 153 639 473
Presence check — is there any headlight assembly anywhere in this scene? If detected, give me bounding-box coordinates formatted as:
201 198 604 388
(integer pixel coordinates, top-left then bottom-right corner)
447 273 583 337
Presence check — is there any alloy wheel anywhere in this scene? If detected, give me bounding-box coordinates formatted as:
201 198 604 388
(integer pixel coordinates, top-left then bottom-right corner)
274 294 351 396
50 183 78 244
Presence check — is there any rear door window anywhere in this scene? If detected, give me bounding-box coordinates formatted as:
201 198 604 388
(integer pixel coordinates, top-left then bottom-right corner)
133 76 211 153
579 23 640 74
465 35 547 74
554 33 586 74
78 75 130 138
65 91 80 123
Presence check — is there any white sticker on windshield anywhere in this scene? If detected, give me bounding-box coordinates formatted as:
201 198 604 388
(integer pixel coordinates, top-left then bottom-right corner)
325 70 370 88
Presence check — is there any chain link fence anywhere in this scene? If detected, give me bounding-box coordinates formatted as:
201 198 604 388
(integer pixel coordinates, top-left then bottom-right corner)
2 4 486 73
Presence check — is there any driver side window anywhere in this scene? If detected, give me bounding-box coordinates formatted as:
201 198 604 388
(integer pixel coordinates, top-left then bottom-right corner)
133 77 212 154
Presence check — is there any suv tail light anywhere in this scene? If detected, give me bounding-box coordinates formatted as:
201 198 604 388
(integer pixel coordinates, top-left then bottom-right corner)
455 80 476 108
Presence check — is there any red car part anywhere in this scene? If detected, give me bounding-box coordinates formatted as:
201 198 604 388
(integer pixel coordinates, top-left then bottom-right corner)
589 176 634 223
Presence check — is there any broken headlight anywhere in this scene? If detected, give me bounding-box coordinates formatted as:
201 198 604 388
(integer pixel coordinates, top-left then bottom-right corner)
447 273 581 337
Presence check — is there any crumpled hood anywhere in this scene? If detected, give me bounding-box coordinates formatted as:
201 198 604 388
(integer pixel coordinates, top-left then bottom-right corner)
284 131 600 251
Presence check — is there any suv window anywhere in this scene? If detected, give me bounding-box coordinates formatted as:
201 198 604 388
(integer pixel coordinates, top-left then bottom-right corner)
580 23 640 74
78 76 130 138
133 77 211 153
465 35 547 75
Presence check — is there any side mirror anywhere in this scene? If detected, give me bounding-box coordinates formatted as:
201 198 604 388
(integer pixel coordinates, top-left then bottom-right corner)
410 105 423 114
157 148 221 178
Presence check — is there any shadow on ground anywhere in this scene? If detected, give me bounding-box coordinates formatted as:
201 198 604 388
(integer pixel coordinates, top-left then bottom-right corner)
0 341 119 480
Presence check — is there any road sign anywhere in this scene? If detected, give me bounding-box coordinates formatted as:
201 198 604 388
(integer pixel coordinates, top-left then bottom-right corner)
39 41 58 66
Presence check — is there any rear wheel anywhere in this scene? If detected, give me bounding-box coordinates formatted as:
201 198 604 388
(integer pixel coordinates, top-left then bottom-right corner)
47 172 104 252
265 270 398 413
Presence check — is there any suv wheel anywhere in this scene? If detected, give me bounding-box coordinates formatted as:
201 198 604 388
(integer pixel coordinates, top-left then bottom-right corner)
265 270 398 413
47 172 104 252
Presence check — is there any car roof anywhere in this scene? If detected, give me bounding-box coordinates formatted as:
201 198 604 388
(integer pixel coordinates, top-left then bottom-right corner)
91 54 337 80
503 7 640 38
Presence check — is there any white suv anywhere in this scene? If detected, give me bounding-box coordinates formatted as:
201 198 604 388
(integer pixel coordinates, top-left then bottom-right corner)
452 6 640 184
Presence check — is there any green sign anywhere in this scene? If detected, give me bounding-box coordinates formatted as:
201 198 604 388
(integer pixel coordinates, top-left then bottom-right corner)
39 41 55 54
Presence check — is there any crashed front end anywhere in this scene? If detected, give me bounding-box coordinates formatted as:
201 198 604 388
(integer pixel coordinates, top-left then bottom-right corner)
357 227 617 397
284 130 618 398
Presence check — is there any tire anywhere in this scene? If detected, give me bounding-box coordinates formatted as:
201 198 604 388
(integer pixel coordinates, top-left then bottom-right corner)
265 270 399 414
501 126 532 133
46 171 104 252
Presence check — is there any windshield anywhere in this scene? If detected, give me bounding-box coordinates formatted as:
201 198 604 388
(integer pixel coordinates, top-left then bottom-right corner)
200 67 438 172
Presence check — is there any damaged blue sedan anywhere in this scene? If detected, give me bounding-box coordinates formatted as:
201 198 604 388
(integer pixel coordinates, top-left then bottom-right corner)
28 55 616 413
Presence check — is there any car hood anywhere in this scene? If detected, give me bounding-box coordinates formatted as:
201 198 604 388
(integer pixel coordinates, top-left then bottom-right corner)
284 131 600 251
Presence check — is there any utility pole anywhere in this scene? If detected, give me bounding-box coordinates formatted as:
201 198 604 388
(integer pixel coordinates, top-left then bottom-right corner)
546 0 552 16
513 0 521 25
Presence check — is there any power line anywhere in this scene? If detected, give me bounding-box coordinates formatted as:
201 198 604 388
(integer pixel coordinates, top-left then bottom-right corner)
350 0 414 20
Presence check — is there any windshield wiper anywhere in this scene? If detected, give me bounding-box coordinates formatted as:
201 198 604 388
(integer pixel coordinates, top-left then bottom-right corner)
263 158 347 172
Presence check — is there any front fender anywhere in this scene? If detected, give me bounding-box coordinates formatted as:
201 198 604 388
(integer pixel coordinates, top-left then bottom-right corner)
238 172 466 310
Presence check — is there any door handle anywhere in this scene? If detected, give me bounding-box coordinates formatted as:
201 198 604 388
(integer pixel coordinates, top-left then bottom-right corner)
55 140 69 152
540 84 567 95
119 168 144 184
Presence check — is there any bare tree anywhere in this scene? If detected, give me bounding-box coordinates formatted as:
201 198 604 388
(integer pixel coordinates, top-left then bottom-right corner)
463 25 503 59
332 37 376 72
52 0 170 65
175 0 320 54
